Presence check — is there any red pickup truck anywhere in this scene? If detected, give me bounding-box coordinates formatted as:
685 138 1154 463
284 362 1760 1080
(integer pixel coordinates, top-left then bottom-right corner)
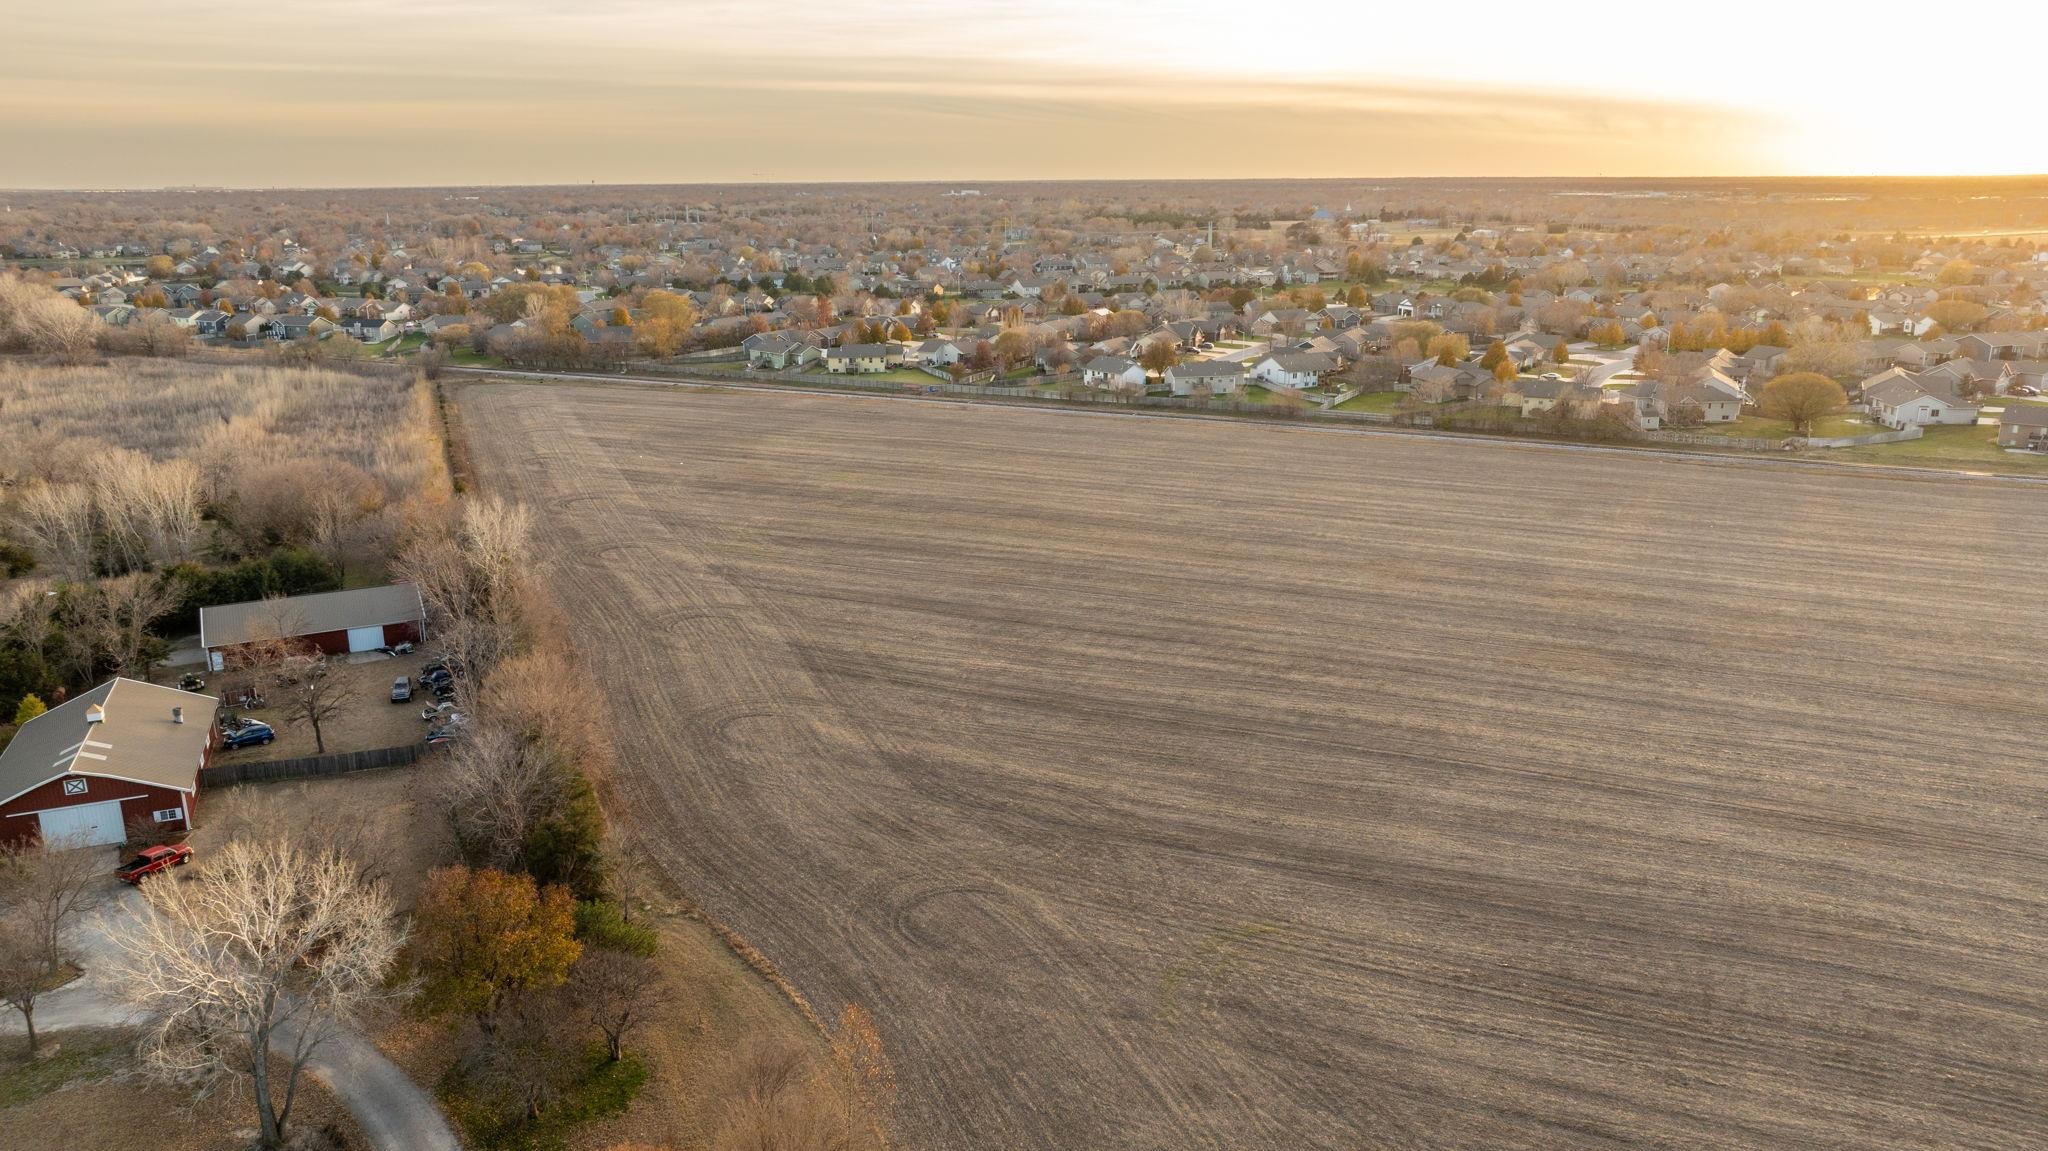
115 844 193 884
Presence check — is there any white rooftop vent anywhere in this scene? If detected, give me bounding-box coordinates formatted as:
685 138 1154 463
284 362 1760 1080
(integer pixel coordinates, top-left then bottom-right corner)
85 703 106 724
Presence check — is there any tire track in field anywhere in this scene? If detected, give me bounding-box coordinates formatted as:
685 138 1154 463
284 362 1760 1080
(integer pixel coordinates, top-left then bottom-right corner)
459 382 2048 1151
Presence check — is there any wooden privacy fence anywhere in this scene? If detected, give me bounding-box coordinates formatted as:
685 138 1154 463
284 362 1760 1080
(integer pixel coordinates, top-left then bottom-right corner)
203 743 421 786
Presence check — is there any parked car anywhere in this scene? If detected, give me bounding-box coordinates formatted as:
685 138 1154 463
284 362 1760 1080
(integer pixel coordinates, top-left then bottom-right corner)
420 701 458 722
391 676 413 703
220 720 276 749
2011 384 2040 397
178 672 206 691
424 724 464 745
116 844 193 884
432 681 458 701
376 641 416 656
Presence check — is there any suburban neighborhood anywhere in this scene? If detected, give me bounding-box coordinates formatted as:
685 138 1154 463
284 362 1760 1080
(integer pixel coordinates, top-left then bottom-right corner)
6 181 2048 467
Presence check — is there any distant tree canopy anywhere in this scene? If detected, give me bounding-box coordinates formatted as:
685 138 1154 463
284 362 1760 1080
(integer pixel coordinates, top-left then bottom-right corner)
1925 298 1988 333
1426 333 1469 366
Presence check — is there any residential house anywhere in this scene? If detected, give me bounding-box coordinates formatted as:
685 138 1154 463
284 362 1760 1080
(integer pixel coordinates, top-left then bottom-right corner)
1251 352 1338 390
1163 360 1247 397
345 317 397 343
1081 355 1148 391
823 343 901 373
1956 332 2048 362
743 330 823 369
1665 368 1750 423
1863 370 1981 429
1507 378 1601 418
911 338 962 367
1996 404 2048 450
269 315 335 342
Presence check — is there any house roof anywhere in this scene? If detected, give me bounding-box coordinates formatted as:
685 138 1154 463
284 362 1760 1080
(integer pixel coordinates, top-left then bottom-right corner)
1168 360 1247 378
1084 355 1141 375
0 679 215 807
826 343 894 358
199 583 425 651
2002 404 2048 429
1864 372 1977 410
1260 352 1338 374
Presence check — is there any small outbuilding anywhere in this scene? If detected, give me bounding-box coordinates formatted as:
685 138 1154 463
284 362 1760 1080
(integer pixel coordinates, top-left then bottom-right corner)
0 678 215 847
200 583 427 671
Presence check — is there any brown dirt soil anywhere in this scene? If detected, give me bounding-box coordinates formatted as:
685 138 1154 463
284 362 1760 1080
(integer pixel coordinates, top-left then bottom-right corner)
197 655 433 766
457 381 2048 1151
3 1028 365 1151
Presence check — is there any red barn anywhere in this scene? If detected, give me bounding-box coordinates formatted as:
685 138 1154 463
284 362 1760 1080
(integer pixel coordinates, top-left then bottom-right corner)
200 583 427 671
0 678 216 847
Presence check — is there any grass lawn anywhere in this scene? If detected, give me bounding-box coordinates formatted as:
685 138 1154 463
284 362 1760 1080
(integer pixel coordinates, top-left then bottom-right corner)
844 368 943 386
0 1028 127 1110
448 347 502 366
1336 391 1405 413
1823 423 2048 474
1682 414 1877 439
362 333 427 357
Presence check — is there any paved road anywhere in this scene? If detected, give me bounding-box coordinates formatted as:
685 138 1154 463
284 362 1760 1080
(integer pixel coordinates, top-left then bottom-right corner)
1575 344 1639 387
1209 341 1271 363
0 866 458 1151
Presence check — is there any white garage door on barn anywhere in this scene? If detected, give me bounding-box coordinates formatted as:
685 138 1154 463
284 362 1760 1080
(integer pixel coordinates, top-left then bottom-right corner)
38 799 127 846
346 625 386 653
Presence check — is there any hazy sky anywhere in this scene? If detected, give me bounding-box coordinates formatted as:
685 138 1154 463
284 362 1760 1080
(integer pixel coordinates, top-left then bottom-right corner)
3 1 2040 188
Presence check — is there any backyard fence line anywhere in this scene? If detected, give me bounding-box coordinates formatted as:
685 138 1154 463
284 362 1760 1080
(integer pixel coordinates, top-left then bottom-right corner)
202 743 422 786
1642 426 1921 450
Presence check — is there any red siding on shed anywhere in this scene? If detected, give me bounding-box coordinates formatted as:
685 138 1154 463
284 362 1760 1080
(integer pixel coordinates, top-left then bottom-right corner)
219 620 420 664
0 774 196 846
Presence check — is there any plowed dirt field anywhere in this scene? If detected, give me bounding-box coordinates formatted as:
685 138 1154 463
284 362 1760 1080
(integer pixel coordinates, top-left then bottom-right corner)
461 382 2048 1151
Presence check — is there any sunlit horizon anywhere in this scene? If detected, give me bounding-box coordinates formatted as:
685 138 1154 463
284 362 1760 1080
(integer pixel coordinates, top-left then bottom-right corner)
3 0 2043 188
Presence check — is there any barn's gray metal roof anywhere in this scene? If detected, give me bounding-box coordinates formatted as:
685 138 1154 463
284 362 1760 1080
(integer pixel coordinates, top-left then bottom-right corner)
199 583 424 651
0 678 215 808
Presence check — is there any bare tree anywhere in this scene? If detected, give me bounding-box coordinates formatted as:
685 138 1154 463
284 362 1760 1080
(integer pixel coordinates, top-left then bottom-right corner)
208 786 392 891
0 916 57 1053
93 571 183 679
108 839 405 1150
15 482 96 581
459 496 533 621
711 1034 885 1151
461 995 584 1123
278 654 355 754
434 718 559 870
0 277 97 363
569 947 662 1062
396 508 530 685
0 835 104 974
